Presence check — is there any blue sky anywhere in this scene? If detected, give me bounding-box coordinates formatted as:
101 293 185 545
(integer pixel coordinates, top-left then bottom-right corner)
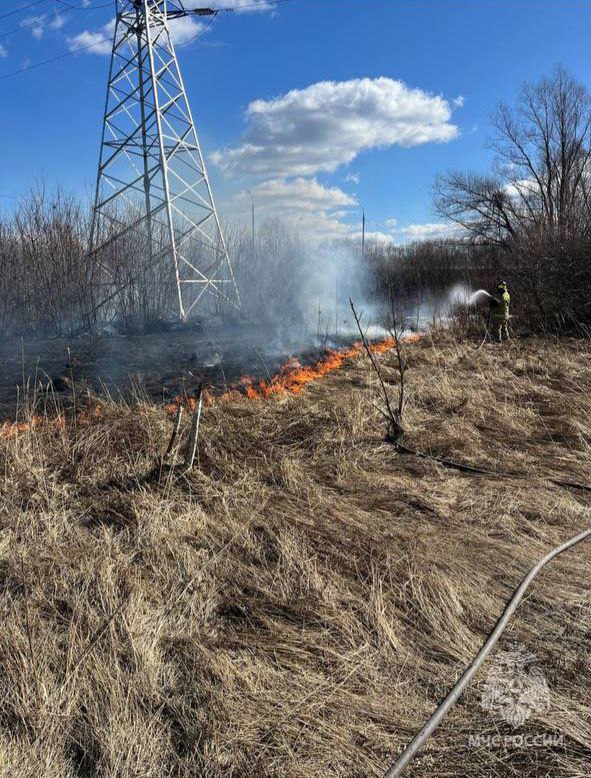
0 0 589 241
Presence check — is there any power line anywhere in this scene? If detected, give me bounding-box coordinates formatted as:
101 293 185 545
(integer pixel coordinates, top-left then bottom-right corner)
0 1 112 43
0 0 297 82
55 0 112 8
177 9 218 47
223 0 293 10
0 0 48 22
0 11 212 81
0 35 111 81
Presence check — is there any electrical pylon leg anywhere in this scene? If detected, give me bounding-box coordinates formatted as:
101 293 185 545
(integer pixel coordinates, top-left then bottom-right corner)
90 0 239 322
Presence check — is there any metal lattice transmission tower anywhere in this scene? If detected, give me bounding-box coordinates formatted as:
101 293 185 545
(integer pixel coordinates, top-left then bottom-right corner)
90 0 239 321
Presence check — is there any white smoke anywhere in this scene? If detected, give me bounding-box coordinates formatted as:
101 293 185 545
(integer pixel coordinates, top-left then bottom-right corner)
296 241 383 341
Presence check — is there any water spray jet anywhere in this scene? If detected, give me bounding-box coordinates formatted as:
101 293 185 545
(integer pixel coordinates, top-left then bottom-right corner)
468 289 492 304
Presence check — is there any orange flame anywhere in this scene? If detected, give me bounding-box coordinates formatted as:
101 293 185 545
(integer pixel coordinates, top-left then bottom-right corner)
164 336 412 412
0 404 107 439
0 413 66 440
237 343 366 400
229 335 423 402
2 336 421 435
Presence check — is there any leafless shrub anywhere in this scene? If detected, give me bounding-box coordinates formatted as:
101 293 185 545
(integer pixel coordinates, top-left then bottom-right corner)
350 298 406 439
0 187 93 334
0 193 317 336
226 217 308 326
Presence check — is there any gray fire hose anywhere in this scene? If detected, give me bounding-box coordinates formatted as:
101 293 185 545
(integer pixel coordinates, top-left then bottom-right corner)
383 522 591 777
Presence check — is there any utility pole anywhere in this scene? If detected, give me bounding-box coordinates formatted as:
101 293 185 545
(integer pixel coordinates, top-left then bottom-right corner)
361 210 366 259
246 189 255 253
89 0 239 321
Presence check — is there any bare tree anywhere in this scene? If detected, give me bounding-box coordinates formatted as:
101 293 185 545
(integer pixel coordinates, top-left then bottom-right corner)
435 66 591 328
436 67 591 247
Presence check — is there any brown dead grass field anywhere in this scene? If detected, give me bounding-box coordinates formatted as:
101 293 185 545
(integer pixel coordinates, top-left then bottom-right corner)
0 332 590 778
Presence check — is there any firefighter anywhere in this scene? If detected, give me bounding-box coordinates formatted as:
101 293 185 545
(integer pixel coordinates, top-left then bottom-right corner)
489 281 511 342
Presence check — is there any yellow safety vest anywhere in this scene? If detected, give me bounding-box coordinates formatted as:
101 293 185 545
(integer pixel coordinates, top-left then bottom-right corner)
492 291 510 320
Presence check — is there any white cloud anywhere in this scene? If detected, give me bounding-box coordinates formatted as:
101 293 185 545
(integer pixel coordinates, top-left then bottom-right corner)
503 178 539 200
351 220 457 245
185 0 276 11
67 0 276 57
453 95 465 108
227 184 459 244
227 177 358 240
67 14 206 55
211 77 460 177
67 21 114 55
20 10 67 39
397 222 454 240
245 177 357 210
22 15 46 40
345 172 360 184
350 230 396 244
0 44 7 59
49 14 66 31
166 16 205 45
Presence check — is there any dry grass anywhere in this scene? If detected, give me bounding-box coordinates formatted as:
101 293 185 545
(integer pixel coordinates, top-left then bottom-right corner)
0 333 590 777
